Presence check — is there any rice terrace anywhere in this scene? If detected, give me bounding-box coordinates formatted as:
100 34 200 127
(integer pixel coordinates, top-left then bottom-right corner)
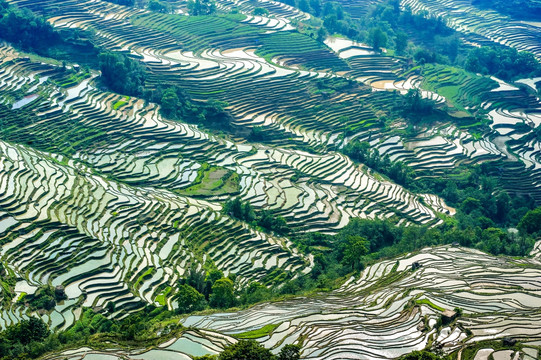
0 0 541 359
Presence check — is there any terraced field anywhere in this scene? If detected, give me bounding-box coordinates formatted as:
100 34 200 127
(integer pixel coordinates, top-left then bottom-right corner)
400 0 541 58
1 0 541 358
0 40 453 330
43 244 541 359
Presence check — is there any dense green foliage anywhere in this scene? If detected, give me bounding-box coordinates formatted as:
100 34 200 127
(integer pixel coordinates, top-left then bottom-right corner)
0 1 59 53
223 198 290 235
0 1 99 65
175 284 206 313
343 140 415 187
465 47 541 80
98 52 147 97
0 317 50 358
194 340 301 360
253 7 269 16
399 350 442 360
156 85 231 129
296 206 539 290
416 165 536 228
518 207 541 235
147 0 172 13
187 0 216 15
22 286 67 312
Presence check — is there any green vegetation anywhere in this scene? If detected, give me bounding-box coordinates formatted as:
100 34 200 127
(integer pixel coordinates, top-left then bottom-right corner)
418 64 498 116
1 0 541 359
465 46 541 81
156 85 233 130
235 324 280 339
21 285 67 312
187 0 216 15
0 1 59 53
293 204 539 291
0 0 99 66
399 350 442 360
415 299 445 312
343 140 415 187
223 198 289 235
195 340 301 360
0 318 50 358
253 7 269 16
178 165 240 196
147 0 172 13
98 52 147 97
112 97 129 110
518 207 541 235
175 284 206 313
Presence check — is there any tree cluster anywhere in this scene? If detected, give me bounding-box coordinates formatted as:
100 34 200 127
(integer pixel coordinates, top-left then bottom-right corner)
194 340 301 360
0 1 60 53
0 317 50 359
175 267 237 311
416 165 535 228
187 0 216 15
155 85 231 129
148 0 172 13
298 205 539 290
223 198 289 235
98 52 147 97
22 285 67 312
465 46 541 81
342 140 415 187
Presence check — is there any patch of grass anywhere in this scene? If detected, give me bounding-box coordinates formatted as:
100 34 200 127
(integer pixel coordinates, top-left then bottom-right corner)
113 97 129 110
235 323 279 339
16 292 26 302
134 268 155 289
155 286 172 306
415 298 445 312
177 165 240 196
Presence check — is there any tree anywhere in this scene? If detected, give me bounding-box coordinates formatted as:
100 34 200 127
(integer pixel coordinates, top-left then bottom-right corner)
98 52 146 96
219 340 274 360
176 284 206 313
298 0 311 12
310 0 322 16
184 266 207 295
368 27 387 51
317 27 328 43
0 3 60 53
187 0 216 15
342 235 369 270
403 88 434 118
4 317 49 346
278 344 301 360
207 268 224 285
148 0 172 13
253 7 269 16
209 278 236 308
395 31 408 55
161 87 180 118
518 207 541 234
241 282 271 304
